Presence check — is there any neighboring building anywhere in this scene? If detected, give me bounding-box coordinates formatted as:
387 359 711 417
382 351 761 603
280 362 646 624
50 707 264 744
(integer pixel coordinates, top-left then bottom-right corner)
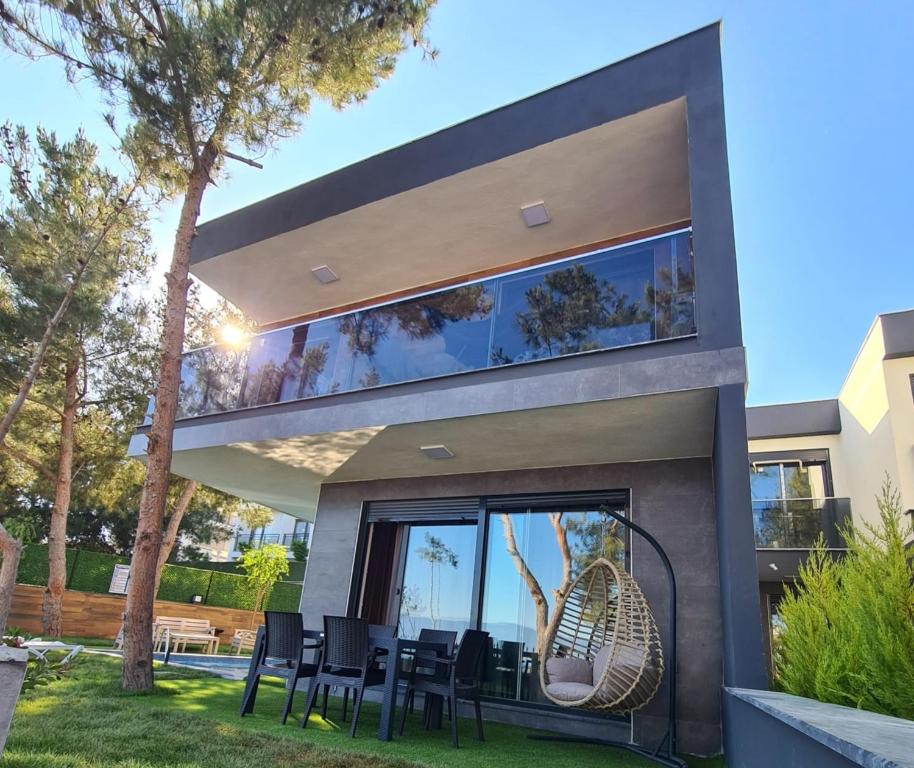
130 25 765 756
746 308 914 670
193 510 312 562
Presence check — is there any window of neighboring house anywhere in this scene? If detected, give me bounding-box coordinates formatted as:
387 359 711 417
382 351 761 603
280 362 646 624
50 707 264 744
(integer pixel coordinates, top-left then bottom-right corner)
749 457 832 548
292 519 310 544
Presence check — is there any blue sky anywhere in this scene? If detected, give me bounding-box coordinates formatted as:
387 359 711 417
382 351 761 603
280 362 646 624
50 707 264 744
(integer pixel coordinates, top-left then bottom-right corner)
2 1 912 405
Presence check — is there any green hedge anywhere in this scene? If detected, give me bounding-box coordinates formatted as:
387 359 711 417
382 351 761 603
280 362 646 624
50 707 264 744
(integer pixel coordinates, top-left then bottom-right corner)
14 544 302 612
266 581 302 612
157 563 212 603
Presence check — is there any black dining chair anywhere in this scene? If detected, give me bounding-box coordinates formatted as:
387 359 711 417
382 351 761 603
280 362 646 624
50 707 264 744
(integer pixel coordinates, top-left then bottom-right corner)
302 616 385 737
398 629 489 748
334 623 397 722
239 611 322 724
403 628 458 719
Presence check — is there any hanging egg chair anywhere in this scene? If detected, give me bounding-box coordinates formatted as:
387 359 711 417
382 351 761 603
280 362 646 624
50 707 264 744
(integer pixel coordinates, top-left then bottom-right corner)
539 556 664 713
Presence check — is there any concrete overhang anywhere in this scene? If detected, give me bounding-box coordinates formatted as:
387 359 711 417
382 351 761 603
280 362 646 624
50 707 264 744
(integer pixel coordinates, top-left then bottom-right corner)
188 24 732 327
192 99 690 325
139 388 718 520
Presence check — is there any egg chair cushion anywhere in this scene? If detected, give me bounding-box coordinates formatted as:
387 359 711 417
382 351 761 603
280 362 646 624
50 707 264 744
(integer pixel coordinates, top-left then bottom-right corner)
544 681 596 702
593 643 649 686
545 656 593 685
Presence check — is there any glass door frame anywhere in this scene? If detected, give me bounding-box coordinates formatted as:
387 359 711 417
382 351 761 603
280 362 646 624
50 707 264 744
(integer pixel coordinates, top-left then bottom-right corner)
351 489 633 717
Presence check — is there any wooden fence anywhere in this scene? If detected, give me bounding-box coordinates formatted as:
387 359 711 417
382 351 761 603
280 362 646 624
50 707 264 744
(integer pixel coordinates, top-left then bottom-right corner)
9 584 260 646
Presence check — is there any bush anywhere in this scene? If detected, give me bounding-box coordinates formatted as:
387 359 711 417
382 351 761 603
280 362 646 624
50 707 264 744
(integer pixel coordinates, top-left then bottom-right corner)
775 478 914 718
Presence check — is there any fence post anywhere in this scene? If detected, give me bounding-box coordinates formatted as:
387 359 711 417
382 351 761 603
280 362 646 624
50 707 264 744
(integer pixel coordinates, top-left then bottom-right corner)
203 570 214 605
65 549 78 589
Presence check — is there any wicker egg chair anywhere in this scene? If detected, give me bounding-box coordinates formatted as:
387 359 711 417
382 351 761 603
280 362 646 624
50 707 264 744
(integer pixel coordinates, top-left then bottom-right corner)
539 556 663 713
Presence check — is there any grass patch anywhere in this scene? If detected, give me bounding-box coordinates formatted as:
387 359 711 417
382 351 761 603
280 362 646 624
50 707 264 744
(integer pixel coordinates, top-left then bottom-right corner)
3 655 723 768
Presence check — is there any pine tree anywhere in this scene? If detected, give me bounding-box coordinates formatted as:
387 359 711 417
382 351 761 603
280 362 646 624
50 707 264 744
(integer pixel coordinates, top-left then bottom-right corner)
1 0 436 689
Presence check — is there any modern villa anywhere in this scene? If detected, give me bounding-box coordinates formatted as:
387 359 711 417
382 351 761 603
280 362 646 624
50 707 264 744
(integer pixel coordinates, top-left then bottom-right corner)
746 308 914 671
129 24 767 757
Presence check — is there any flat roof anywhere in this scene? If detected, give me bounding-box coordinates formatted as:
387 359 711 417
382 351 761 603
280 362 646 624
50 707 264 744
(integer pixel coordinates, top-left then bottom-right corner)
746 399 842 440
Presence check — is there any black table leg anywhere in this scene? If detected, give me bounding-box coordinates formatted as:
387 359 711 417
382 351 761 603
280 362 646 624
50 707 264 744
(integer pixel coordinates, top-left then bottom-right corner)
377 640 399 741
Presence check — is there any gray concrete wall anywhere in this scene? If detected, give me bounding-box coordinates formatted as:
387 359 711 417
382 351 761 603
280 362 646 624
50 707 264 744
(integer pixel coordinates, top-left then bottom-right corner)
300 458 723 755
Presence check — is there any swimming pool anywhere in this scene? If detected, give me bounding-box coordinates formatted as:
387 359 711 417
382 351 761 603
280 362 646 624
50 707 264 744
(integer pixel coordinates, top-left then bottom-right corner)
152 652 251 679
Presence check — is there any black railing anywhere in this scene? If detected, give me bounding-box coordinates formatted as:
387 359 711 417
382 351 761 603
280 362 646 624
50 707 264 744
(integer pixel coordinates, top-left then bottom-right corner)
160 230 695 422
234 531 309 550
753 497 852 549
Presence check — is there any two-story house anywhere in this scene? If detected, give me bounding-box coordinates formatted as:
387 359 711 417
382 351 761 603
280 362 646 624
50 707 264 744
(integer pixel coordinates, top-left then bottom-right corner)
129 24 766 757
746 308 914 671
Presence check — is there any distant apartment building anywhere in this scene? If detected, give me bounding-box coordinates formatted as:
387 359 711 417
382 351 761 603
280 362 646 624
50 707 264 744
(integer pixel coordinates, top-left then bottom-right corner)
193 511 312 562
746 308 914 669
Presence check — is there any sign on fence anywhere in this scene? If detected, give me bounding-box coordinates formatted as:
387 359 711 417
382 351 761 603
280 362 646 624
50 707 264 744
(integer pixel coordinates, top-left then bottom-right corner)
108 564 130 595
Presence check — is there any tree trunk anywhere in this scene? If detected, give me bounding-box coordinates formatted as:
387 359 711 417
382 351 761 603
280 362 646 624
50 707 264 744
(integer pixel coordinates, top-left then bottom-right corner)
42 358 79 637
0 258 92 448
153 479 199 598
122 158 212 693
0 523 24 636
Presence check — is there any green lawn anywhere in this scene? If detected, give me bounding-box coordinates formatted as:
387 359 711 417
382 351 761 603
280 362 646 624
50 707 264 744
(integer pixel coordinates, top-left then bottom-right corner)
2 654 724 768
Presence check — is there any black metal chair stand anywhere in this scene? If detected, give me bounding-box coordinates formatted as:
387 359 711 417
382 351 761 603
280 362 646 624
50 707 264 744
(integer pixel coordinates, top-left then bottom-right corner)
239 611 322 724
301 616 385 738
528 509 687 768
398 628 489 748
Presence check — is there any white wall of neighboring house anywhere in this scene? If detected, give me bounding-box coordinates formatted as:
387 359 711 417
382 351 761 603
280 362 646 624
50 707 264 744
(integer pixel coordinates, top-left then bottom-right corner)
190 510 313 562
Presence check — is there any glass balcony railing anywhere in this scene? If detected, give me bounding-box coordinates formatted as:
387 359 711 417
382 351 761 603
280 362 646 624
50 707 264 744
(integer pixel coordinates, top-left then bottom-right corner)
234 531 309 550
753 497 852 549
169 230 695 421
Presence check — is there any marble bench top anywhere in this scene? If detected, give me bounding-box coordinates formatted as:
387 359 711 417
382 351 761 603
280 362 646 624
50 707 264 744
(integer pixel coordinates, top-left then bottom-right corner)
727 687 914 768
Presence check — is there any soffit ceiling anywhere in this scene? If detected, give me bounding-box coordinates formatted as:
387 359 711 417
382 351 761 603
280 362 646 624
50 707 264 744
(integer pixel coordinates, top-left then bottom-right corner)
192 98 690 326
167 388 715 519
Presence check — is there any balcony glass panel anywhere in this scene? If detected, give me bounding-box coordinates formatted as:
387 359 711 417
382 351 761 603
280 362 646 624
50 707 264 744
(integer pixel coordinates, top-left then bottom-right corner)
753 497 851 548
170 230 694 421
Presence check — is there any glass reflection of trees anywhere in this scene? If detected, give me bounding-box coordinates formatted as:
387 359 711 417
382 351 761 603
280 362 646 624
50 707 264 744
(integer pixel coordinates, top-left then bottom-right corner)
176 232 695 419
481 507 627 704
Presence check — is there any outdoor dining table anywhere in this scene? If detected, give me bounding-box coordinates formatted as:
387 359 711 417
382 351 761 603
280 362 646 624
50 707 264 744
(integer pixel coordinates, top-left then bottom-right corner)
242 624 450 741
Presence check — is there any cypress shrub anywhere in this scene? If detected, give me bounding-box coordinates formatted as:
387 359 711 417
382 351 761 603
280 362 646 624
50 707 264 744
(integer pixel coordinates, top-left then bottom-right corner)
775 478 914 718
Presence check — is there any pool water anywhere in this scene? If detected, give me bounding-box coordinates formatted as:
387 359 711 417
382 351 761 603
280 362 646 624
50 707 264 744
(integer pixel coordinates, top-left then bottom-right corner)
152 652 251 679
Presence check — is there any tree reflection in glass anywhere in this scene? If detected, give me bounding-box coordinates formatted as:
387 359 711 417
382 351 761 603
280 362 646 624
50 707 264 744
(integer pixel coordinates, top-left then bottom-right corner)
177 346 245 417
339 283 494 388
482 507 627 703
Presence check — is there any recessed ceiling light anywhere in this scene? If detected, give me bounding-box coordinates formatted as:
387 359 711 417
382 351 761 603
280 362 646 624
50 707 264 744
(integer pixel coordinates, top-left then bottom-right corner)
768 563 778 571
520 201 550 228
311 265 339 284
419 444 455 460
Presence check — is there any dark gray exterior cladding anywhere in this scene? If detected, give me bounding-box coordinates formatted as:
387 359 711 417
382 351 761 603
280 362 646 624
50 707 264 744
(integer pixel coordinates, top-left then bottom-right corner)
746 399 842 440
190 22 745 353
301 459 724 756
881 309 914 360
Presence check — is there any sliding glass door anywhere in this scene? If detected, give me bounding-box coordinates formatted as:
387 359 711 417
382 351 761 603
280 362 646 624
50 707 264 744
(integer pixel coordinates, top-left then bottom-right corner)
358 493 630 709
396 523 477 639
480 506 628 704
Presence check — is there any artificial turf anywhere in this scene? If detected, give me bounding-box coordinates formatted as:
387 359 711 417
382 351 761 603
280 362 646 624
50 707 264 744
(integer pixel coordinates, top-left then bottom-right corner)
2 654 724 768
